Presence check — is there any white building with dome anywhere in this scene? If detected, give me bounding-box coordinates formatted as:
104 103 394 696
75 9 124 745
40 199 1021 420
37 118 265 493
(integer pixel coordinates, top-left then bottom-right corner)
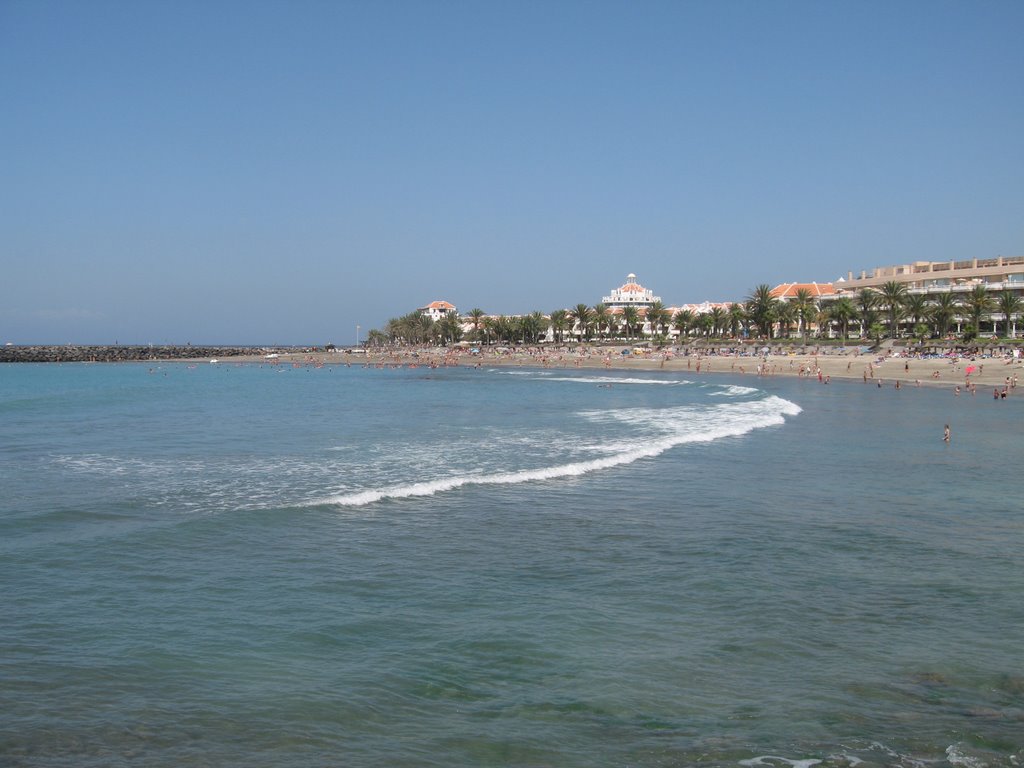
602 273 661 310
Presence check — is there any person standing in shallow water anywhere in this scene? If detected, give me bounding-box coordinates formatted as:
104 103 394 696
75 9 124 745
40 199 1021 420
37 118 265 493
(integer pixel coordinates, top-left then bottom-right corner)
944 424 950 443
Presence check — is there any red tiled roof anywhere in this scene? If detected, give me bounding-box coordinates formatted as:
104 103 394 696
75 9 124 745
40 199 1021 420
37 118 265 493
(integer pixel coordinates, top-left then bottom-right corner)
769 282 836 299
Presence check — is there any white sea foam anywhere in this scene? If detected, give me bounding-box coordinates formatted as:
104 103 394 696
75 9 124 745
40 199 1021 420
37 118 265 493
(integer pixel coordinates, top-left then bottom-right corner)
53 453 171 477
52 388 801 515
493 371 688 386
541 376 687 386
709 384 759 397
322 395 801 507
946 744 989 768
740 758 822 768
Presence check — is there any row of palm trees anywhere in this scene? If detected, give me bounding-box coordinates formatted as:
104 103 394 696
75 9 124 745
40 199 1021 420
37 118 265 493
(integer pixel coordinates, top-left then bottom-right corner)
371 282 1023 347
374 310 476 347
777 281 1022 342
376 301 744 347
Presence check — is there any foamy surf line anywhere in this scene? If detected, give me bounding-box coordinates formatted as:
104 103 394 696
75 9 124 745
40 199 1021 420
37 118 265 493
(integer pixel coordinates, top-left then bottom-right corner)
543 376 688 385
709 384 760 397
321 396 801 507
494 371 688 385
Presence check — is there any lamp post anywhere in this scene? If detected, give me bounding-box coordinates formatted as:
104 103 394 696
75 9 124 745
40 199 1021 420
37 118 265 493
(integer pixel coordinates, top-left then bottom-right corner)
356 325 360 348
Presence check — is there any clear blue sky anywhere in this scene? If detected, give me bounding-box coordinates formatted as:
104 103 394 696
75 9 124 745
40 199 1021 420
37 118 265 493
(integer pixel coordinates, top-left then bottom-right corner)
2 0 1022 344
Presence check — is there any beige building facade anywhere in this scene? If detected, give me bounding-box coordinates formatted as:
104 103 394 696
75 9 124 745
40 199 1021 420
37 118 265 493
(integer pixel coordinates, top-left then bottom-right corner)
836 256 1024 297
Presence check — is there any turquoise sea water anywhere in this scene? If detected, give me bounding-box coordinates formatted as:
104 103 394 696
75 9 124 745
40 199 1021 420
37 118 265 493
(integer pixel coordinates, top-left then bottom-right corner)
1 361 1022 767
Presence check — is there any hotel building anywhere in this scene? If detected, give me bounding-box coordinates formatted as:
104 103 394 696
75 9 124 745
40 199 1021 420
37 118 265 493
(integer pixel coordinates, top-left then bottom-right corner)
833 256 1024 298
602 273 661 310
776 255 1024 336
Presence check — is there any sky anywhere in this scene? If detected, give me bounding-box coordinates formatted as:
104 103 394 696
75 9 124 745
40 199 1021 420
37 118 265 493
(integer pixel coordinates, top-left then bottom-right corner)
2 0 1022 345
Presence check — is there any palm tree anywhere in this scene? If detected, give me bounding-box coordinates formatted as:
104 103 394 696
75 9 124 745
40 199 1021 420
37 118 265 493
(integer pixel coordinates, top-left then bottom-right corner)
745 284 778 339
482 316 497 345
645 301 669 339
437 310 463 345
913 323 930 345
963 284 994 337
879 280 909 338
605 314 621 340
521 311 546 344
500 315 521 344
855 289 879 339
549 309 569 344
996 291 1022 338
791 288 817 341
387 311 435 345
868 322 886 347
419 313 438 343
903 293 931 332
673 309 693 341
591 304 611 340
570 304 592 342
708 306 727 338
827 297 855 340
727 303 746 338
812 307 829 339
622 306 640 340
776 301 798 339
490 315 507 344
366 328 389 347
930 292 960 338
696 313 714 339
466 308 486 340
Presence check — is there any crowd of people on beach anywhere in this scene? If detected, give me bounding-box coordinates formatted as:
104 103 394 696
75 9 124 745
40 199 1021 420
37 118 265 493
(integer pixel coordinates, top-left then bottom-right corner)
229 342 1024 403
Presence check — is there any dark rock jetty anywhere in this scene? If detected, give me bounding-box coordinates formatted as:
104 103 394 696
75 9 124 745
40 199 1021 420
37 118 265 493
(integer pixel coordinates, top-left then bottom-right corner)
0 345 275 363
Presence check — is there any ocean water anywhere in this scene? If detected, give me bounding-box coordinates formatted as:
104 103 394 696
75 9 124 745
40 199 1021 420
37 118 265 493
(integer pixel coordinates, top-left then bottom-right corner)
1 360 1022 768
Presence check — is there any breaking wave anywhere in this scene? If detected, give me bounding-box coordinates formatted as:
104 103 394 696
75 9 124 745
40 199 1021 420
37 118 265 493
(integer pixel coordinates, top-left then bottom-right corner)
322 396 800 507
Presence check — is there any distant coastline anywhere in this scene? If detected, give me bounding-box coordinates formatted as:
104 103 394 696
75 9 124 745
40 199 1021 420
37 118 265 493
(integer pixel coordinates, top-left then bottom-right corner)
0 345 318 363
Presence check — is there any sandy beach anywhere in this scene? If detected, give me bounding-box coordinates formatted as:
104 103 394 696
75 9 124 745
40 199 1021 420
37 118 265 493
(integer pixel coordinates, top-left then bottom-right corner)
214 344 1023 395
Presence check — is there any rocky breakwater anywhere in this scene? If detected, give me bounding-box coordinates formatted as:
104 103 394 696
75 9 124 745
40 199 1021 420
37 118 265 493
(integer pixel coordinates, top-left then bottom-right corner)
0 345 262 363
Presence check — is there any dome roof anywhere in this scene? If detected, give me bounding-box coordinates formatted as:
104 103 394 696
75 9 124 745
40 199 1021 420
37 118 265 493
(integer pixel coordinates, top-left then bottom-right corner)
620 273 646 292
602 272 661 307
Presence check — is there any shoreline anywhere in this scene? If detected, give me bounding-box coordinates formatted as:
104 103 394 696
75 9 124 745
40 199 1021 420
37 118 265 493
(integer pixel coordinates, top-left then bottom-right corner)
5 344 1020 393
194 345 1023 393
